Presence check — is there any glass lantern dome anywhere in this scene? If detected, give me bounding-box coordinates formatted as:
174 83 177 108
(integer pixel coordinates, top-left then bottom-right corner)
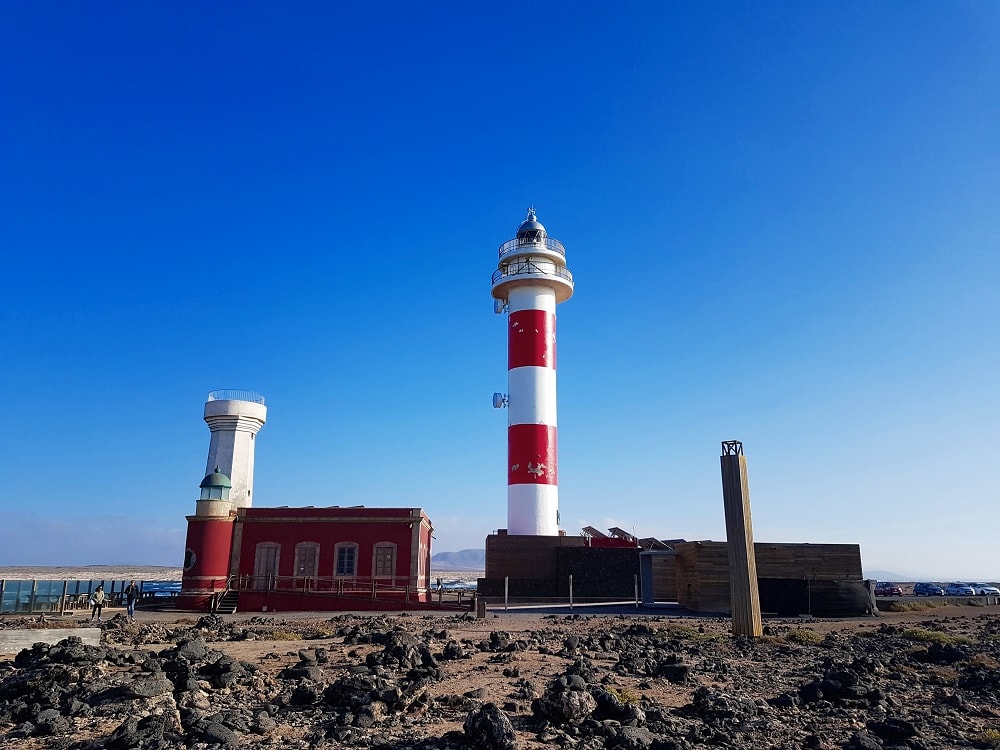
199 467 232 501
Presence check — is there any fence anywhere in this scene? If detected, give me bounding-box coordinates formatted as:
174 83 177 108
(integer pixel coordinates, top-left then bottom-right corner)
480 575 644 612
232 574 469 606
0 580 177 615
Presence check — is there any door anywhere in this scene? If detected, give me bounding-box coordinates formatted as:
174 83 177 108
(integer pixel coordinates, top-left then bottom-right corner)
253 544 279 590
294 543 319 587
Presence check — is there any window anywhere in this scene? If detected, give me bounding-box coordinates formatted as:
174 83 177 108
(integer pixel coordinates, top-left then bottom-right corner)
294 542 320 578
373 543 396 578
334 542 358 576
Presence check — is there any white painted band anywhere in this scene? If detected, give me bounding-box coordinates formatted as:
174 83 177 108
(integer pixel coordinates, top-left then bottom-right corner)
507 367 557 427
508 286 557 314
507 484 560 536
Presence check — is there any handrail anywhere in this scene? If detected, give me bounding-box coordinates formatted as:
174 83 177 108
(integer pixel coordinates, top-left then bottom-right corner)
207 389 266 405
235 574 428 594
211 574 237 613
498 236 565 260
492 262 574 285
230 574 477 607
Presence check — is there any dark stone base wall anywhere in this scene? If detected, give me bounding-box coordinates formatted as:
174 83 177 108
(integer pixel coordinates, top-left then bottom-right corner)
476 577 557 598
479 542 641 600
556 547 640 598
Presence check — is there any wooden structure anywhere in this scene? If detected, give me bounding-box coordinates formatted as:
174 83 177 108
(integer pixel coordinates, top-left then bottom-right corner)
482 529 866 616
674 540 864 615
720 440 762 637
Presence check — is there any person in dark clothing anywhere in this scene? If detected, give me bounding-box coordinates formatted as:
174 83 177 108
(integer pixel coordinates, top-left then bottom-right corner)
124 580 140 621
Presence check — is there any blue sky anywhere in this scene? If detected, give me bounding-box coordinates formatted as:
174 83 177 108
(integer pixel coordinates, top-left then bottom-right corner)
2 2 997 579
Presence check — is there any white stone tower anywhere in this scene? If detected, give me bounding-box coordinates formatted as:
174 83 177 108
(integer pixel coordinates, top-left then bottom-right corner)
203 389 267 510
491 209 574 535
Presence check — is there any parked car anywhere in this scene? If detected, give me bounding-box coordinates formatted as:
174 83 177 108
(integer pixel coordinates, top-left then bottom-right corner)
874 582 903 596
945 583 976 596
913 582 945 596
970 583 1000 596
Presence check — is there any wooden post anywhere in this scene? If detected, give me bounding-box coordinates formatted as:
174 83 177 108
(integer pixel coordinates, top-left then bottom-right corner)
504 576 509 611
569 574 574 610
721 441 763 638
60 581 68 616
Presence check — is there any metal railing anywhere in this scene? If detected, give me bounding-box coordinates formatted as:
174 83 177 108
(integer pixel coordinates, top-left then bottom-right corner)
0 579 176 615
233 574 437 603
492 262 574 285
207 389 266 405
217 575 476 608
498 236 565 260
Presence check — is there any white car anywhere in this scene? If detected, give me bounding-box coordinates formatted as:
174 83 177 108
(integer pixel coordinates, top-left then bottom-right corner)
970 583 1000 596
945 583 976 596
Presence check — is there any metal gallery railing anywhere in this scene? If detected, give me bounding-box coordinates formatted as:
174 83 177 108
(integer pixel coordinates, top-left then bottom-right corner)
207 389 266 404
498 236 566 260
492 261 574 285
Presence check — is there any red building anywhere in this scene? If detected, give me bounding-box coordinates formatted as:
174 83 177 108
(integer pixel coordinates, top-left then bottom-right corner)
180 500 434 612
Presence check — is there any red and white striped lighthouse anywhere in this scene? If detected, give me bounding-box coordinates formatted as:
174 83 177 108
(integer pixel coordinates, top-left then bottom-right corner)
491 208 574 535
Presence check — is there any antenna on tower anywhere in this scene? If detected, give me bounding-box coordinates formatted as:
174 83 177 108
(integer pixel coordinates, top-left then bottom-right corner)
493 299 508 314
492 393 508 409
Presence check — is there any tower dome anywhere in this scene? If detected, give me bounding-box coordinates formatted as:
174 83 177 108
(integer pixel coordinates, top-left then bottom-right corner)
199 466 232 502
199 467 232 490
516 207 546 242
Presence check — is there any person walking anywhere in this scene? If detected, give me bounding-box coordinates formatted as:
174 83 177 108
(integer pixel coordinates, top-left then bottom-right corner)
124 580 140 621
90 585 106 622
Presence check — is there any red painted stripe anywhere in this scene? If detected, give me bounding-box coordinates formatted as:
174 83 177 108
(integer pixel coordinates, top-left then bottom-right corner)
508 310 555 370
508 423 558 485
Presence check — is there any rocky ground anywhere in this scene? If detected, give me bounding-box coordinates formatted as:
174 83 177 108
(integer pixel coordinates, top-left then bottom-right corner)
1 605 1000 749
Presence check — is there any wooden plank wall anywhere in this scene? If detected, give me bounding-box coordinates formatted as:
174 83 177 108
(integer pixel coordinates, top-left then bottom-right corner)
652 555 677 601
675 541 863 612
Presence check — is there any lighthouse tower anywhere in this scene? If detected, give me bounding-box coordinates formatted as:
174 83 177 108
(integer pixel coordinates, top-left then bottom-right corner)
203 389 267 509
179 390 266 608
491 209 574 535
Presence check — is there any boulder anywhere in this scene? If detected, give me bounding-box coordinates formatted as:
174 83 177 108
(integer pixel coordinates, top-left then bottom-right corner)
464 702 517 750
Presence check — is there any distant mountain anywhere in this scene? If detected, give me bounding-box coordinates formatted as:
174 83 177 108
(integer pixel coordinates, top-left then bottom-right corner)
431 549 485 571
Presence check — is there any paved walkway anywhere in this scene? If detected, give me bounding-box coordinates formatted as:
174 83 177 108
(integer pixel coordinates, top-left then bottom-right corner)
0 627 102 655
